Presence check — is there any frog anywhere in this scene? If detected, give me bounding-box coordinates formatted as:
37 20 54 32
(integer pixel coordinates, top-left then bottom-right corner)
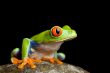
11 25 77 69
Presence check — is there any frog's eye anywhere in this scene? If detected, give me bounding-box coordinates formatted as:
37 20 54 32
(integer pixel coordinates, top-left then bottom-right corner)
51 26 62 37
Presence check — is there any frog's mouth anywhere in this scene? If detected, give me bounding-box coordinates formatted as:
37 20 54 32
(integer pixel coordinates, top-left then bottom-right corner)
55 36 77 43
57 32 77 42
65 36 77 41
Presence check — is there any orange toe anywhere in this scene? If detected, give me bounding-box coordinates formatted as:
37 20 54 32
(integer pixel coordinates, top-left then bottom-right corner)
11 57 22 64
27 58 36 68
55 59 63 64
13 58 38 69
41 57 63 64
41 57 55 63
18 62 27 69
49 58 55 63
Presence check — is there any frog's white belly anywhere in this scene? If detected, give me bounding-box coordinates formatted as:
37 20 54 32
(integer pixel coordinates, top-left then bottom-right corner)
29 42 63 59
30 52 55 59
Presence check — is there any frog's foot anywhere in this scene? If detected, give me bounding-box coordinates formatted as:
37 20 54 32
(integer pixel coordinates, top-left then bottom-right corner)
11 57 22 64
41 57 55 63
18 58 42 69
41 57 63 64
55 59 63 64
11 57 42 69
18 58 37 69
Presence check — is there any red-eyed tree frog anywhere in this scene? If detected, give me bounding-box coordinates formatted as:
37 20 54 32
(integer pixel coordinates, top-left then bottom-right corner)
11 25 77 69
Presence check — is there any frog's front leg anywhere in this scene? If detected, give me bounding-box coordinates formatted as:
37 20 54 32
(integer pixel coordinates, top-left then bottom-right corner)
11 38 41 69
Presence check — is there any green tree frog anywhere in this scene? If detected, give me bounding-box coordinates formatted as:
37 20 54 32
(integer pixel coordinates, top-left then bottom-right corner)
11 25 77 69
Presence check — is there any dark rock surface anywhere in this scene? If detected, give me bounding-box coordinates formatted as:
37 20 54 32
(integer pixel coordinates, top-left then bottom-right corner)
0 62 89 73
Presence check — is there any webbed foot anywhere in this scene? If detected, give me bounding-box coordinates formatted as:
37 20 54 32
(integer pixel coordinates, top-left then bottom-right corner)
41 57 63 64
55 59 63 64
11 57 22 64
42 57 55 63
11 57 42 69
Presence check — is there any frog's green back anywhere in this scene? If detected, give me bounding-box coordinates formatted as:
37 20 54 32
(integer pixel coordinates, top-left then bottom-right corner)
31 30 50 43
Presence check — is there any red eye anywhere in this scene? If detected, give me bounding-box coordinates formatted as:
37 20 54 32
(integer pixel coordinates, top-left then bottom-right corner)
51 26 62 37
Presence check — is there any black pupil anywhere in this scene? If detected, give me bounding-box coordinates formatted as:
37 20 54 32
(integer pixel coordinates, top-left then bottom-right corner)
56 28 60 34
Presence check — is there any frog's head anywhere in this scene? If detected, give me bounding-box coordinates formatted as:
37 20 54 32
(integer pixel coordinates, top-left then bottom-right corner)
42 25 77 43
31 25 77 43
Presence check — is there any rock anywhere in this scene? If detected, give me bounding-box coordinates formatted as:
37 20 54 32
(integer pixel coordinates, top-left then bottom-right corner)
0 62 89 73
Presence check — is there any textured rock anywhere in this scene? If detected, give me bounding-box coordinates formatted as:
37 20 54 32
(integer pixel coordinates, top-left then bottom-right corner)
0 62 89 73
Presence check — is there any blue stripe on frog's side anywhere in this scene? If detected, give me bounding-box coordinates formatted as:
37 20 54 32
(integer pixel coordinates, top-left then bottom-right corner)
29 40 39 54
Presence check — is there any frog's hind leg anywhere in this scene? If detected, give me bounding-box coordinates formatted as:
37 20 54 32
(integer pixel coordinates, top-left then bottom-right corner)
41 52 65 64
57 52 66 61
55 52 66 64
11 48 22 64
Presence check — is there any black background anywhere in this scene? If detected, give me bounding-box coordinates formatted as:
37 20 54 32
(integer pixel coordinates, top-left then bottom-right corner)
0 1 108 72
0 14 101 73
